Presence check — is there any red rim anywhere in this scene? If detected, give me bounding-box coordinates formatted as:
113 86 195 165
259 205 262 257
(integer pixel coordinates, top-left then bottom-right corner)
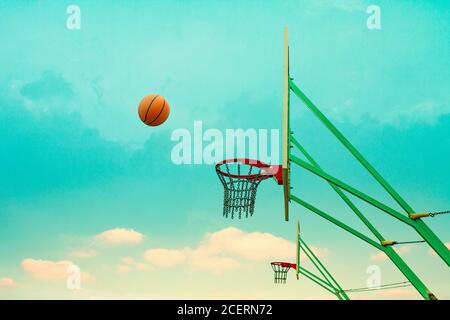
271 262 297 269
216 158 283 184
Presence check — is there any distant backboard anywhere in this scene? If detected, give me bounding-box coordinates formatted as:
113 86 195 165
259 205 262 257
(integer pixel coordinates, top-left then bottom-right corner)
282 26 290 221
296 220 300 278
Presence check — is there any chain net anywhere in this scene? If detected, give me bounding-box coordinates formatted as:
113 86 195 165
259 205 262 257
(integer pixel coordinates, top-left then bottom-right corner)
271 263 293 284
216 161 271 219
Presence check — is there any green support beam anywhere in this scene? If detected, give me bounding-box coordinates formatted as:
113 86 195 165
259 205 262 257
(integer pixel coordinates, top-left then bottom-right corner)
289 136 435 300
281 32 447 299
300 242 338 292
291 195 383 251
290 150 450 268
290 135 386 241
291 195 434 300
298 268 338 297
289 80 450 267
289 80 412 213
300 238 349 300
290 155 412 226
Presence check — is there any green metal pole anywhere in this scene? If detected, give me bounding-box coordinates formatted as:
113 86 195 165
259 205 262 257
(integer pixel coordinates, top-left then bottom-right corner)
289 81 450 267
300 241 336 290
298 267 340 297
291 195 383 250
290 155 450 266
290 136 436 300
382 245 435 300
291 196 434 300
300 239 350 300
298 266 335 291
291 135 386 241
291 152 412 225
289 80 412 212
411 220 450 267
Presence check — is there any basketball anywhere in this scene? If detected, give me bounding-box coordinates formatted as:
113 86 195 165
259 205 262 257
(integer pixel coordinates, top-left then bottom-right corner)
138 94 170 126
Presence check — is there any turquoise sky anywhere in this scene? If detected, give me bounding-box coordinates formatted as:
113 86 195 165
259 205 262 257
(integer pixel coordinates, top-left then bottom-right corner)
0 0 449 299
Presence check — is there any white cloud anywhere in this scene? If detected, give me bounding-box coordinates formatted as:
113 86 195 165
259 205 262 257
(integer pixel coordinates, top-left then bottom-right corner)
308 0 366 13
188 247 240 272
197 227 295 261
117 265 133 274
22 259 71 280
326 94 450 129
370 251 387 262
116 257 151 273
380 100 449 127
21 259 94 282
395 245 415 255
428 242 450 257
136 263 150 271
370 245 415 262
0 278 16 289
334 0 365 12
373 288 418 299
143 227 329 273
66 229 145 260
304 246 331 260
70 249 98 259
95 228 144 245
144 248 188 267
121 257 135 265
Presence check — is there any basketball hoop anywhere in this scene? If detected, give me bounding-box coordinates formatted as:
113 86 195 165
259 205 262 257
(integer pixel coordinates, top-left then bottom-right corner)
271 262 296 284
216 159 282 219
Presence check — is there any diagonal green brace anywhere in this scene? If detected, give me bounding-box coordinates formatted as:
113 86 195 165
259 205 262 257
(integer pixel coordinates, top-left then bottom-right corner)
289 136 436 300
290 135 386 241
289 80 450 267
300 239 349 300
291 195 384 251
298 268 339 297
290 155 412 225
289 80 412 212
290 154 450 267
291 195 434 300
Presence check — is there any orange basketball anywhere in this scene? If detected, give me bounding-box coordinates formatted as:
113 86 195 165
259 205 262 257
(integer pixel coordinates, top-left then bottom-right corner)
138 94 170 126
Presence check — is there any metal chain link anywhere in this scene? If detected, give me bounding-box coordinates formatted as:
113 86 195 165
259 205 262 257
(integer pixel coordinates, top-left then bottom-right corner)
217 161 270 219
429 210 450 217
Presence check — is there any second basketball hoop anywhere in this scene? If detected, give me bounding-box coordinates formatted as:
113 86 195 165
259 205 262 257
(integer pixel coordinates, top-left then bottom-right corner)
216 158 282 219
